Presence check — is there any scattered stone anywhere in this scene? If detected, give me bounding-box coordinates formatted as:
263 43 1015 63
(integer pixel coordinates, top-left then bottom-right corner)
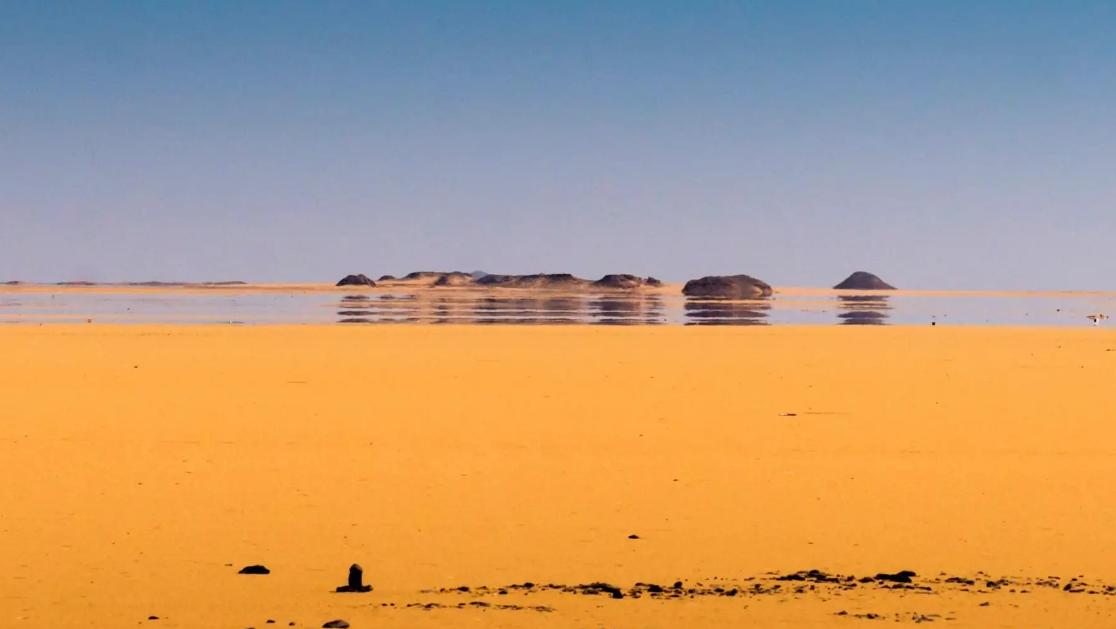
148 616 159 620
321 621 349 629
238 565 270 575
627 534 640 539
335 564 372 593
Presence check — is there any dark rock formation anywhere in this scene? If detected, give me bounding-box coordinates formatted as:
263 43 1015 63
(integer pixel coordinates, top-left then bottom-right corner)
592 274 660 290
431 272 476 287
238 564 270 575
2 280 21 285
322 621 349 629
57 281 96 286
682 274 772 299
377 274 397 281
874 570 917 583
336 274 376 287
475 273 591 289
401 271 450 281
336 564 373 593
833 271 895 290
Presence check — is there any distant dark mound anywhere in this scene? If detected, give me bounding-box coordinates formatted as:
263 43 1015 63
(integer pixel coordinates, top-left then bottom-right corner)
336 274 376 287
57 281 96 286
3 280 22 286
401 271 450 281
474 273 591 289
127 281 187 287
469 270 489 279
833 271 895 290
592 274 660 290
432 272 476 287
377 275 397 281
203 280 247 286
682 275 772 299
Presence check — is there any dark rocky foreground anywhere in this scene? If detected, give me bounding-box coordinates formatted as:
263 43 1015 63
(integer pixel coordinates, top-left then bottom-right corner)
422 569 1116 600
682 274 773 298
145 566 1116 626
834 271 896 290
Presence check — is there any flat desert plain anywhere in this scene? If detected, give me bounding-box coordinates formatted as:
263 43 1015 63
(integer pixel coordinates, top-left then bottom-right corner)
3 325 1116 627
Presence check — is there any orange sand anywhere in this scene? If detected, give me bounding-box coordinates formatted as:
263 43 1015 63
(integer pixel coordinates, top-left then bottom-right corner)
2 325 1116 627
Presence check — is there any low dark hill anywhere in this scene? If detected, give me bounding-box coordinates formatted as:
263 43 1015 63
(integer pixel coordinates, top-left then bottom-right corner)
336 274 376 287
682 274 772 299
475 273 591 289
833 271 895 290
432 272 476 287
592 274 662 289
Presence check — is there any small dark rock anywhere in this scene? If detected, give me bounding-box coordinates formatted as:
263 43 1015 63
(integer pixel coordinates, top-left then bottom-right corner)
874 570 916 583
627 534 640 539
322 621 349 629
148 616 159 621
238 565 270 575
335 564 372 593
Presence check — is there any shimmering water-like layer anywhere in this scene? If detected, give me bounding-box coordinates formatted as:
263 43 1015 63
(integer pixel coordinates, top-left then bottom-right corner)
1 288 1113 327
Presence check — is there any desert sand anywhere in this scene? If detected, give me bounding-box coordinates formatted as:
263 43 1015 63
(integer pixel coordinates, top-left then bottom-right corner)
3 324 1116 627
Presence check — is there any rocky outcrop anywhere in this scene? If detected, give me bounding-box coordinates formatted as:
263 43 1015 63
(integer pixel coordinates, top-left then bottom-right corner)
592 274 662 289
475 273 591 290
432 272 476 287
336 274 376 287
833 271 895 290
401 271 450 281
682 274 772 299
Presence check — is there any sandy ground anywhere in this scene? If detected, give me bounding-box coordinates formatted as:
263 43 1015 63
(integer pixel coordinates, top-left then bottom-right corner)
3 325 1116 627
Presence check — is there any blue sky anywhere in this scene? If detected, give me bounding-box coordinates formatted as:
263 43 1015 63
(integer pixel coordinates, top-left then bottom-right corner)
2 1 1114 288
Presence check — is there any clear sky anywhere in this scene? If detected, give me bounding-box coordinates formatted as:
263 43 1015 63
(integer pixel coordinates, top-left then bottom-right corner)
2 1 1114 288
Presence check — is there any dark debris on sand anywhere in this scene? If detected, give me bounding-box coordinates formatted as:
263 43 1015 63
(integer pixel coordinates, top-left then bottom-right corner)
238 565 270 575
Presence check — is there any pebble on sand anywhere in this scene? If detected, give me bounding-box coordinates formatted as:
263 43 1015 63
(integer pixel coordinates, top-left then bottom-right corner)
238 565 271 575
322 621 349 628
